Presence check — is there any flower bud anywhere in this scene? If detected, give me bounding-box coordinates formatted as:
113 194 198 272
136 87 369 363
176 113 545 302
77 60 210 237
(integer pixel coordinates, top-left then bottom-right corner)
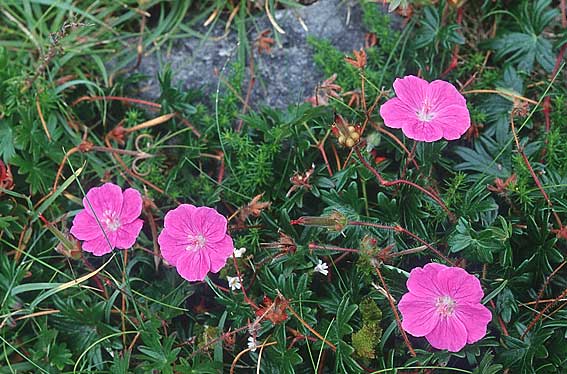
291 211 347 232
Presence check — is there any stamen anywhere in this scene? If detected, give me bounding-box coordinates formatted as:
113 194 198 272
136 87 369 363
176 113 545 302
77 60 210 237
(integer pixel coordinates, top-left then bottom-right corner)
416 100 436 122
102 210 121 232
186 233 207 251
435 295 457 317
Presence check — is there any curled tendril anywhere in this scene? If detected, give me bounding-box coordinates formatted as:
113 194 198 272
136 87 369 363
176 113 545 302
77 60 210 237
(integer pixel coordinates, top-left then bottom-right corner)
131 134 156 177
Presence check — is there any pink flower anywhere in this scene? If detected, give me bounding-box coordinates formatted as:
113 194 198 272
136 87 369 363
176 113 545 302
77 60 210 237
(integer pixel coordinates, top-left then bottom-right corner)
70 183 144 256
158 204 234 282
380 75 470 142
398 263 492 352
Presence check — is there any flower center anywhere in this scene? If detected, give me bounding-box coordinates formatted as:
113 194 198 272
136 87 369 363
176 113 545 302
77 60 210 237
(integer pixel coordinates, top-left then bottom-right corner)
416 100 436 122
102 210 121 232
435 295 457 317
186 233 207 251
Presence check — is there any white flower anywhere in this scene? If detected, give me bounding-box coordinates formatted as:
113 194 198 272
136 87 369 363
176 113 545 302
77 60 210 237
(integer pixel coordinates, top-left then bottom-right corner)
227 276 242 291
247 336 257 352
314 260 329 276
233 247 247 258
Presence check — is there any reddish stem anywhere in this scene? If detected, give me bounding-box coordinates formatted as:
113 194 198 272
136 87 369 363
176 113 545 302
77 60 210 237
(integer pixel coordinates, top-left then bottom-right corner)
308 243 359 253
534 260 567 310
510 117 562 229
354 146 455 222
348 221 455 265
374 265 416 357
489 299 509 336
522 287 567 339
71 95 161 108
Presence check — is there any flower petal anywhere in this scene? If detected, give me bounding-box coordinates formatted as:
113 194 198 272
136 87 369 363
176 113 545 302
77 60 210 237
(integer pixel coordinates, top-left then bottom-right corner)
379 98 416 129
115 219 143 249
120 188 143 224
207 234 234 273
402 120 443 142
455 303 492 344
158 230 188 266
398 293 439 337
406 263 447 298
425 316 468 352
82 232 117 256
393 75 428 110
82 183 123 218
70 211 103 241
192 206 228 243
176 250 211 281
431 105 471 140
435 267 484 304
427 80 467 109
163 204 197 238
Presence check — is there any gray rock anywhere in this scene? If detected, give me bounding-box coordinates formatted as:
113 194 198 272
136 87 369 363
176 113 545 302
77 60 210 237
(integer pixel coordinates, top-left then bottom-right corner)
136 0 371 109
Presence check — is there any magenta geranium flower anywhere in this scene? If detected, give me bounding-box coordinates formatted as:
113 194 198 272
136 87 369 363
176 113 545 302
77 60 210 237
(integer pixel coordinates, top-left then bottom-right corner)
380 75 470 142
398 263 492 352
158 204 234 282
70 183 144 256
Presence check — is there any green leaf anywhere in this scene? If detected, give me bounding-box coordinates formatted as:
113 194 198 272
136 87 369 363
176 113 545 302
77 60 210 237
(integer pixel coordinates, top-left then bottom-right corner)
0 120 17 162
472 352 504 374
454 135 512 178
10 155 52 194
496 288 518 323
488 0 558 72
415 6 464 50
448 217 511 263
335 294 357 339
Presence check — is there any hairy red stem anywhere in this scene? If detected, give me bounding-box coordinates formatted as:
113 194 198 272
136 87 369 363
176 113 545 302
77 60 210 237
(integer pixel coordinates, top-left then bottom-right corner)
374 265 416 357
348 221 455 265
355 146 455 221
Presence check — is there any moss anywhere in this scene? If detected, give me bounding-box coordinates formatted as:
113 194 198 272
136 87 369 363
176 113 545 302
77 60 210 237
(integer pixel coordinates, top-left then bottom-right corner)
352 298 383 359
361 3 401 54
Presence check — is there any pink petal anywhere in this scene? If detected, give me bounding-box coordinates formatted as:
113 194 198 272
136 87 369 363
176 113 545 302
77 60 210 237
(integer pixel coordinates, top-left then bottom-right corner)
435 267 484 304
176 250 211 281
70 211 103 241
393 75 428 111
115 219 143 249
432 105 471 140
379 98 415 129
207 234 234 273
120 188 143 224
427 80 467 109
163 204 197 238
406 263 447 298
398 293 439 337
83 183 123 218
455 303 492 344
425 316 468 352
191 206 228 243
158 230 188 266
82 232 117 256
402 120 443 142
424 263 448 272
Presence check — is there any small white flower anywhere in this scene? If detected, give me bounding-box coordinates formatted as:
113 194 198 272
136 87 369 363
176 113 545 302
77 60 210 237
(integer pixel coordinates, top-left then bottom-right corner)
227 276 242 291
233 247 247 258
314 259 329 276
247 336 257 352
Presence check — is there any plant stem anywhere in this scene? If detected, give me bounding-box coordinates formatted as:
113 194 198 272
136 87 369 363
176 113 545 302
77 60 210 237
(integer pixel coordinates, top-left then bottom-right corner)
354 146 454 222
348 221 454 265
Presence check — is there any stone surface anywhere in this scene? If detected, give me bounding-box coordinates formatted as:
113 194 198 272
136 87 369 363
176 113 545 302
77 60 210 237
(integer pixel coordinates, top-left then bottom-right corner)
136 0 372 109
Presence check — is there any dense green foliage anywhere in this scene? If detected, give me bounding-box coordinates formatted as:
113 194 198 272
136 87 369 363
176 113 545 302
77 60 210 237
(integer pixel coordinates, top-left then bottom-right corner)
1 0 567 372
